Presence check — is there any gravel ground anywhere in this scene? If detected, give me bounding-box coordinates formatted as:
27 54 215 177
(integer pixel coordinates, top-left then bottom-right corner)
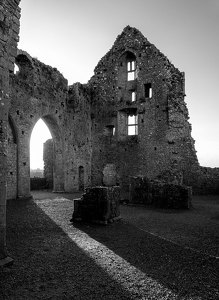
0 191 218 300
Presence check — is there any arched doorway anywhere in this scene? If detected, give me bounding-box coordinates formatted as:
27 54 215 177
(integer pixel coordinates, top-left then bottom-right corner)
9 113 65 200
29 115 65 194
30 118 52 190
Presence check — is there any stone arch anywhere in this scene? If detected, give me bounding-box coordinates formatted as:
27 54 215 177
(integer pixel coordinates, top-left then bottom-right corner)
118 50 137 89
120 50 136 60
118 50 137 68
12 112 65 200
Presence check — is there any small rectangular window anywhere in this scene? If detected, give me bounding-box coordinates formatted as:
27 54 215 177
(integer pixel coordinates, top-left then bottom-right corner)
105 125 115 136
144 83 152 98
128 72 135 81
131 91 136 102
127 115 138 135
127 62 131 71
127 60 136 81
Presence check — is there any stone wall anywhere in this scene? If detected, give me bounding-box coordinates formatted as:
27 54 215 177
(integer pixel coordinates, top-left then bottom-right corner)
7 116 17 199
189 166 219 195
8 52 92 198
129 176 192 209
3 22 219 209
72 186 121 224
0 0 21 260
88 26 199 196
65 82 92 192
43 139 53 189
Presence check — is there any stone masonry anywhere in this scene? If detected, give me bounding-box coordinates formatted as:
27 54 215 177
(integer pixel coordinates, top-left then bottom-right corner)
43 138 53 189
88 26 199 198
7 24 218 202
1 2 219 262
0 0 21 262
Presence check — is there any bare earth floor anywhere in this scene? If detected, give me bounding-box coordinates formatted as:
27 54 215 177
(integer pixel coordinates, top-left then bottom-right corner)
0 191 218 300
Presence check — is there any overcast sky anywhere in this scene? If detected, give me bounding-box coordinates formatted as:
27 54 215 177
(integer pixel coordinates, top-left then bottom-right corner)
19 0 219 168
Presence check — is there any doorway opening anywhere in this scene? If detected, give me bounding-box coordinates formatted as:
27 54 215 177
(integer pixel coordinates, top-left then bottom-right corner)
30 118 52 190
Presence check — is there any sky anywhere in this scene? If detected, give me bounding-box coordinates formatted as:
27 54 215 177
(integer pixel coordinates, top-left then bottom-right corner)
18 0 219 169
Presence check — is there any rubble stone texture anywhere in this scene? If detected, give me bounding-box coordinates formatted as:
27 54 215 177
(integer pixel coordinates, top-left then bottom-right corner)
129 176 192 209
0 0 21 260
43 139 53 189
6 24 219 202
1 1 219 260
0 0 219 263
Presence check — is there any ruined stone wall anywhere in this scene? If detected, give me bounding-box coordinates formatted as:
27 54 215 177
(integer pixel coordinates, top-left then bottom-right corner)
65 82 92 191
0 0 21 259
8 51 92 198
88 26 199 194
9 50 68 197
4 21 219 203
43 138 53 189
7 117 17 199
188 166 219 195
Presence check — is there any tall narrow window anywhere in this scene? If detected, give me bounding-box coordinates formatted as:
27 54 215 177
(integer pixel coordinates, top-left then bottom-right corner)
127 115 138 135
127 60 136 81
144 83 152 98
14 63 19 74
131 91 136 102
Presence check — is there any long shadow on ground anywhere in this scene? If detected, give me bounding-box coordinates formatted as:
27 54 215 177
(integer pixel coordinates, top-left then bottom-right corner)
2 195 219 300
1 199 132 300
74 219 219 300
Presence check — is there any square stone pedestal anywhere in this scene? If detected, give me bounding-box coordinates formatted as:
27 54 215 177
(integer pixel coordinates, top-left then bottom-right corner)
71 186 121 224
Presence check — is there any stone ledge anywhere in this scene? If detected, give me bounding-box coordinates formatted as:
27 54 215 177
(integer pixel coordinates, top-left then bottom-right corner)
0 256 14 268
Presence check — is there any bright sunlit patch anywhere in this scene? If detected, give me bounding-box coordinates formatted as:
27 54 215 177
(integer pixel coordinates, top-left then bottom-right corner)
30 119 52 169
35 199 187 300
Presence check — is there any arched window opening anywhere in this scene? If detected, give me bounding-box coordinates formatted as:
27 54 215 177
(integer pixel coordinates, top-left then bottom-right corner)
126 52 137 81
14 63 20 75
127 60 136 81
30 119 52 190
118 51 137 89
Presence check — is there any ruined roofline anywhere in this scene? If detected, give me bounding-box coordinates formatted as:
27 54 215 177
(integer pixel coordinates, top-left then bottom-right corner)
91 25 183 78
16 48 68 85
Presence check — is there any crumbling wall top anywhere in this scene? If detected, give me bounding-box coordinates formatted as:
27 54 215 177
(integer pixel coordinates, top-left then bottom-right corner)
14 49 68 92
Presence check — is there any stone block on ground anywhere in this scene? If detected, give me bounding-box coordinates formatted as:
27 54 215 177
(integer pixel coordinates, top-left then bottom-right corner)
71 186 121 224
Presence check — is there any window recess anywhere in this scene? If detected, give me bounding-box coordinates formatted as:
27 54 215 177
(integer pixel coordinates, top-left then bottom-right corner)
144 83 152 98
127 115 138 136
127 60 136 81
